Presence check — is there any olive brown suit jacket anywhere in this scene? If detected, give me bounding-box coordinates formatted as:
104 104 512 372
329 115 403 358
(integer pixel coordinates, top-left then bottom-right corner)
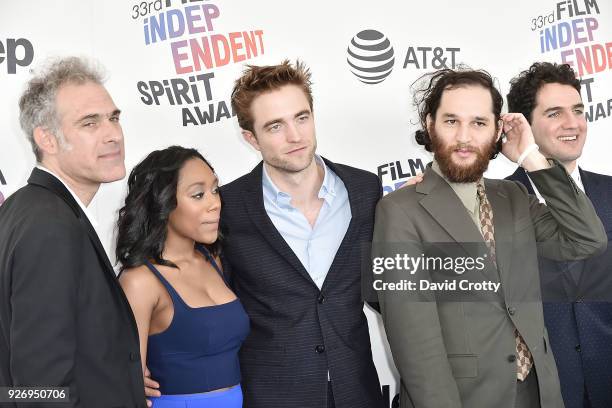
373 161 607 408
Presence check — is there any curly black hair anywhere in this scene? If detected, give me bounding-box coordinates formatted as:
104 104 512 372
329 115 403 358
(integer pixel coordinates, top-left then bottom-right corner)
507 62 580 123
413 67 504 159
116 146 220 271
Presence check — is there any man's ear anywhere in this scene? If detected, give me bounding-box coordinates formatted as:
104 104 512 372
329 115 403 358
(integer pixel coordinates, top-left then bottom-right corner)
33 127 59 157
242 130 261 151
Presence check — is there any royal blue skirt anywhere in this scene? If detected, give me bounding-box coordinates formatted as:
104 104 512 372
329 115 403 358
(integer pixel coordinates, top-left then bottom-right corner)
150 384 242 408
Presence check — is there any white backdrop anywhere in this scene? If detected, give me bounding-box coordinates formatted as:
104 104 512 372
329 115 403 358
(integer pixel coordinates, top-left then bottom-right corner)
2 1 611 405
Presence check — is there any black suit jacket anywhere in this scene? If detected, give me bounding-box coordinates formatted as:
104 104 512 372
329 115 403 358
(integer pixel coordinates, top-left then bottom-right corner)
507 166 612 408
0 168 146 408
220 158 385 408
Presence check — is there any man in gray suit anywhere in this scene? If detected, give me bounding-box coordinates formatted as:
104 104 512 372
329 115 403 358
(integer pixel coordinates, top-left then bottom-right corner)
372 68 607 408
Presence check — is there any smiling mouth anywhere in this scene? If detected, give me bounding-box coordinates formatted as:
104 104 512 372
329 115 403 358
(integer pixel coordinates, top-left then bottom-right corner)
558 135 577 141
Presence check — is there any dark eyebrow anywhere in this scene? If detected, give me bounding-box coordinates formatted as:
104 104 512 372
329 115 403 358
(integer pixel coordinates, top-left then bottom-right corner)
543 103 584 114
262 118 283 129
441 113 457 118
262 110 311 129
294 110 310 118
186 176 219 189
543 106 561 114
474 116 490 122
187 182 204 189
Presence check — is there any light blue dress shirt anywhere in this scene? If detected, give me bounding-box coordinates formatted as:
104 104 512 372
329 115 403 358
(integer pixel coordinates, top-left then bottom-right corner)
262 155 352 289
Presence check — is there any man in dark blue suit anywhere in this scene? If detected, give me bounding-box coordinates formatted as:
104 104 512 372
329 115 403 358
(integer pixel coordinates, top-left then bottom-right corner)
222 60 385 408
506 62 612 408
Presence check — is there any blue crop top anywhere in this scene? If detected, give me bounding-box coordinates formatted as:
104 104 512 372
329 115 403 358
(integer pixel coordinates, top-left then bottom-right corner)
145 246 250 395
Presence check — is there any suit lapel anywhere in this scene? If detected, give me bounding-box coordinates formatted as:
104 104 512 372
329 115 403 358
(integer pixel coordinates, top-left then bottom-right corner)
79 216 142 340
416 166 512 286
28 168 81 216
576 168 598 296
417 167 494 283
417 168 485 252
580 168 603 215
27 168 140 340
243 163 316 286
485 180 514 289
29 169 115 275
319 159 361 291
242 159 363 290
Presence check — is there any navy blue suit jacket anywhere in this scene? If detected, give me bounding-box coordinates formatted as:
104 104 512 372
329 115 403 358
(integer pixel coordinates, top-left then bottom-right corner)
507 166 612 408
220 158 385 408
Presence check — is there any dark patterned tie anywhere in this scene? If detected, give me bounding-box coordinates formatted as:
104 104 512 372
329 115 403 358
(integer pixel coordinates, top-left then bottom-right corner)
476 181 533 381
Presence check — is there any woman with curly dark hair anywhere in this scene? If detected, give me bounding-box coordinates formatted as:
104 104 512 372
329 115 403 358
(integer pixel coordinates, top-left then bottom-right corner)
117 146 249 408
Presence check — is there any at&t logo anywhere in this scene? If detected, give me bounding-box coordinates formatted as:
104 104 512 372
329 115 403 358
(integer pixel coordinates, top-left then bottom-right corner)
347 29 395 84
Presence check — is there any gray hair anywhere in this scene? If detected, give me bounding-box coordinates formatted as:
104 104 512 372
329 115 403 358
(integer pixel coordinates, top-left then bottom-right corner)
18 57 106 162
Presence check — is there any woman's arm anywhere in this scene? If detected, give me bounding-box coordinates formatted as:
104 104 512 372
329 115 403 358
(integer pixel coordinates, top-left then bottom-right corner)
119 266 161 404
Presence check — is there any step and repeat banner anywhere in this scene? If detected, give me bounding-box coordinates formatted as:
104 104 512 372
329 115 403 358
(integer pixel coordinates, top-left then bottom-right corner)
1 0 611 405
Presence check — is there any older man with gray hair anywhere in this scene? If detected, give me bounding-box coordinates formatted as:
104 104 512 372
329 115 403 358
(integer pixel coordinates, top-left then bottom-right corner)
0 57 146 407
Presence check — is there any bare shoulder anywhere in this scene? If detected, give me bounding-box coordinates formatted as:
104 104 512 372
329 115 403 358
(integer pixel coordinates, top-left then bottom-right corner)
119 265 161 302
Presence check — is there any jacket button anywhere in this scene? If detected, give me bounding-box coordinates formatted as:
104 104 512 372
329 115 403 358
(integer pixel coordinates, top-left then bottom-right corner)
315 345 326 353
507 307 516 316
575 344 581 352
507 354 516 363
129 351 140 362
318 294 326 304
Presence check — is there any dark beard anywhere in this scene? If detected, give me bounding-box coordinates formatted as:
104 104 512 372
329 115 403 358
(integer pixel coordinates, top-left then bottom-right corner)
431 129 497 183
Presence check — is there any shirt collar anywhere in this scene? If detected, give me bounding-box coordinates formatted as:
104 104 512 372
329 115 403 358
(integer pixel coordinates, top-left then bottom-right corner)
432 159 480 215
262 155 336 209
36 165 99 228
570 165 584 192
317 155 337 204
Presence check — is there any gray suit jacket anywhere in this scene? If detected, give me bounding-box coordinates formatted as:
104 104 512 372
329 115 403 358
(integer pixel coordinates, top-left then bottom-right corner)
372 161 607 408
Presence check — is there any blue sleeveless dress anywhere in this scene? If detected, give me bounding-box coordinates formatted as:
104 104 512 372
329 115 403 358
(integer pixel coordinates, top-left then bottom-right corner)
145 246 249 407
